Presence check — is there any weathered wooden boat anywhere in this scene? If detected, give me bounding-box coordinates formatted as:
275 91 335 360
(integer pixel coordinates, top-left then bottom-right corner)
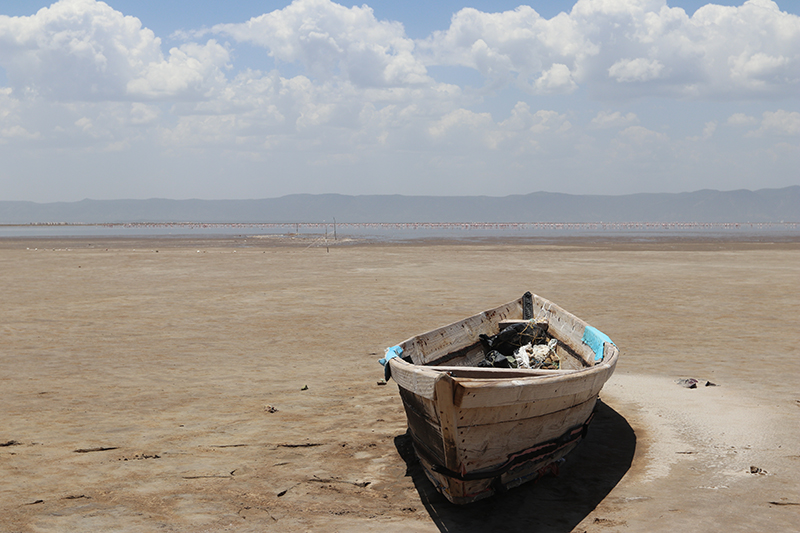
383 292 618 504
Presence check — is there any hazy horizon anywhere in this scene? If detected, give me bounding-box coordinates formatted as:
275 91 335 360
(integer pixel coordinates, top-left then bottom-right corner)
3 184 798 204
2 187 798 226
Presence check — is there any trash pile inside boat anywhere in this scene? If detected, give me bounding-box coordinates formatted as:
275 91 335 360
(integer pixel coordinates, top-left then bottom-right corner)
476 321 560 370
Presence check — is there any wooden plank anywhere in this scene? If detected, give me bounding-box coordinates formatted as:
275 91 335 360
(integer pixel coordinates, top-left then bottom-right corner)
415 452 495 504
458 396 597 471
453 364 612 408
400 300 523 365
604 342 619 361
389 359 438 400
423 342 485 367
531 294 597 365
497 318 548 329
515 370 608 403
498 438 582 490
456 388 598 427
431 366 581 379
434 373 460 473
399 389 444 463
398 387 439 424
554 343 589 370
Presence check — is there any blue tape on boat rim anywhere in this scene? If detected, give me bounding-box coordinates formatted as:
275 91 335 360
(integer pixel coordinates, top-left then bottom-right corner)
581 326 614 362
379 346 403 366
379 346 403 380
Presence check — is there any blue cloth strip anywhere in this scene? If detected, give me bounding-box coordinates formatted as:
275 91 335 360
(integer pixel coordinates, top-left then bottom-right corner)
581 326 614 362
379 345 403 380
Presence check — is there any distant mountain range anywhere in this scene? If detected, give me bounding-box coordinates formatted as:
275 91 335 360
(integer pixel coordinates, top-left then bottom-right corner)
1 186 798 224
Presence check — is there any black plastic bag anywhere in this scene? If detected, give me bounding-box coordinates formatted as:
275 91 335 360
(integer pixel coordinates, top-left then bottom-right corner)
479 322 549 357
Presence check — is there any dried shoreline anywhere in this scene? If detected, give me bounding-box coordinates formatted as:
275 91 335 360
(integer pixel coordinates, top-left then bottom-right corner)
2 231 799 250
1 237 798 532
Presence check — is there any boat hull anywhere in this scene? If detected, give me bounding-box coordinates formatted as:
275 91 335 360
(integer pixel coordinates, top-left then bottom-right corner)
388 293 618 504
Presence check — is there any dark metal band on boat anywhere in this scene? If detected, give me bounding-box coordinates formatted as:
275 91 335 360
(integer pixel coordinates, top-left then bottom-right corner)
429 411 595 482
522 291 533 320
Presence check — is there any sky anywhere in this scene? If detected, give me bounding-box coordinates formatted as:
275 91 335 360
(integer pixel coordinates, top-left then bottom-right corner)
0 0 798 202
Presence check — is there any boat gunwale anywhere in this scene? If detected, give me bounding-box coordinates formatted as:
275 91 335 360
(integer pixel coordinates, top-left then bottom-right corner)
389 347 617 408
387 292 618 402
390 352 616 384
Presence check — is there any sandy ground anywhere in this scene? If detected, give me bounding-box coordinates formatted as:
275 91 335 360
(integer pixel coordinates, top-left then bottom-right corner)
1 235 799 532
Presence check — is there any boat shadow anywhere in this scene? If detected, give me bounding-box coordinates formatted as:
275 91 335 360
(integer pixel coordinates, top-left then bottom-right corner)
393 399 635 533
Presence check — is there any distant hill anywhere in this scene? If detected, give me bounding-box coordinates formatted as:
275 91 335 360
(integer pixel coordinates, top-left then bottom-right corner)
1 186 798 224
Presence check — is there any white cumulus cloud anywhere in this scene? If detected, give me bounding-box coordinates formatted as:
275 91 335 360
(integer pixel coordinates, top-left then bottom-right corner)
727 113 758 126
418 6 592 94
590 110 639 129
428 108 492 138
619 125 668 144
208 0 430 88
534 63 578 93
608 58 665 83
751 109 800 136
0 0 229 101
687 120 717 141
420 0 800 98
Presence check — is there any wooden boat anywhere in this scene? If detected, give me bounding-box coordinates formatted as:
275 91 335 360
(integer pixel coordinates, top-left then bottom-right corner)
385 292 618 504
